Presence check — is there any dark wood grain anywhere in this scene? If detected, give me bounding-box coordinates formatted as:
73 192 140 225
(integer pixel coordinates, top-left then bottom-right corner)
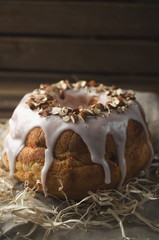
0 1 159 38
0 38 159 74
0 71 158 93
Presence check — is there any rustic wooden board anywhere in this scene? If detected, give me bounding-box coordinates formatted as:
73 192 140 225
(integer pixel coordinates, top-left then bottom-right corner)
0 1 159 38
0 38 159 74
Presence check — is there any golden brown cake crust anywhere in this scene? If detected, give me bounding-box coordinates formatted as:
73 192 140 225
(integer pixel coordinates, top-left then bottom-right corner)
5 119 152 200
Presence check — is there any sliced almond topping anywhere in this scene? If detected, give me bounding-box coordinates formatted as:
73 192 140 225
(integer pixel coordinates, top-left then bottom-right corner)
59 107 68 116
78 105 83 112
93 108 101 115
83 109 94 115
27 99 36 110
72 108 79 114
39 89 46 95
81 81 87 88
41 97 47 103
113 97 120 105
127 89 135 96
70 114 78 123
60 81 67 90
95 103 104 111
116 88 123 95
52 107 61 115
63 115 70 122
105 90 111 96
78 112 86 122
65 80 72 89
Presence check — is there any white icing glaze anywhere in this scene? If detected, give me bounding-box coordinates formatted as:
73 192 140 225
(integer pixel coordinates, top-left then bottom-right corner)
3 89 154 195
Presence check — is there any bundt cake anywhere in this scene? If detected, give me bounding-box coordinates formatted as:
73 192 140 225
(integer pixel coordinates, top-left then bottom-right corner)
3 80 153 200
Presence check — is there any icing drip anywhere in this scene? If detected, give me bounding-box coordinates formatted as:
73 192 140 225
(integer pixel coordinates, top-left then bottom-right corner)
3 91 153 195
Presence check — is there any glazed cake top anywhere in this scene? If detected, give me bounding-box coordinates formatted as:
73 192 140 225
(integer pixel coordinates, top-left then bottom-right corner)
27 80 136 123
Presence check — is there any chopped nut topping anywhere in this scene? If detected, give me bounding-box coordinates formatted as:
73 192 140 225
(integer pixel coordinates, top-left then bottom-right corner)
70 114 78 124
27 80 136 123
83 109 94 116
116 88 123 96
78 112 86 122
52 107 61 115
93 108 101 115
94 103 105 111
72 108 79 114
62 115 70 122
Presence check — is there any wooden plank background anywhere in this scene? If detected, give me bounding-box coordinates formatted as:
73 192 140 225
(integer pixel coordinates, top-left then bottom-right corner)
1 1 159 37
0 38 159 73
0 0 159 118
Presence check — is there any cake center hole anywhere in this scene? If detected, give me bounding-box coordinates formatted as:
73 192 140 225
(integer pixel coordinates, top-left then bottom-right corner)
58 89 97 108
